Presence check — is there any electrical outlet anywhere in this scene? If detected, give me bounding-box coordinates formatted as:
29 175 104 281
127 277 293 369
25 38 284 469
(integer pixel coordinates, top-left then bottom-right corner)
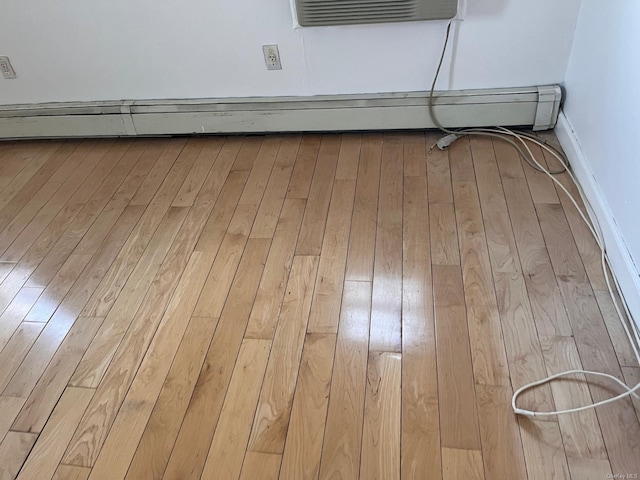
262 45 282 71
0 56 16 79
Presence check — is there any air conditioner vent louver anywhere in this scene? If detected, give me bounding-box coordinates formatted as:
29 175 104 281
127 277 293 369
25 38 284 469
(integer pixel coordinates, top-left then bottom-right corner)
296 0 456 26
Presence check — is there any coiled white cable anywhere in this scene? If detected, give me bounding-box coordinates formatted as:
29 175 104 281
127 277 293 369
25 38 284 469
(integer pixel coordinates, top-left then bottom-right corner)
428 22 640 418
498 127 640 417
502 128 640 417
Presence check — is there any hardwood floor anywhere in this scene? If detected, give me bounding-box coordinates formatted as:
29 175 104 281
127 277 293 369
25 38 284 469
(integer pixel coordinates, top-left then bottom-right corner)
0 133 638 480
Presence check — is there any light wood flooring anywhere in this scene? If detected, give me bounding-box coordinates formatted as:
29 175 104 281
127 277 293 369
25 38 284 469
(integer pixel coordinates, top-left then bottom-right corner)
0 133 638 480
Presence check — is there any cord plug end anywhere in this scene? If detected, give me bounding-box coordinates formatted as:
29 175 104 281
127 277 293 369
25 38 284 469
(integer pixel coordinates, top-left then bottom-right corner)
436 134 460 150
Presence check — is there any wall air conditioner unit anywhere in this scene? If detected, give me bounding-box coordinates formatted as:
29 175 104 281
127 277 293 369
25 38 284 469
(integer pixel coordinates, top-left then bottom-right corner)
295 0 457 26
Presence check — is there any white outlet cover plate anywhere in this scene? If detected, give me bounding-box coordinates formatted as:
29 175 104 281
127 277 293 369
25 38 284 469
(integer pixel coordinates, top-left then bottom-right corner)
262 45 282 71
0 56 17 79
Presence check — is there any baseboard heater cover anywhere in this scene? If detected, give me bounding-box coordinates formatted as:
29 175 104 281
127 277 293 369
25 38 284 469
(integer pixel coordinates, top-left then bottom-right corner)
0 85 561 139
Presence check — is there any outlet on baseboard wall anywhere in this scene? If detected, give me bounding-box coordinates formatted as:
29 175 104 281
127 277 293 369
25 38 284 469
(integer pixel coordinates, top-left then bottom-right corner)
0 56 17 79
262 45 282 71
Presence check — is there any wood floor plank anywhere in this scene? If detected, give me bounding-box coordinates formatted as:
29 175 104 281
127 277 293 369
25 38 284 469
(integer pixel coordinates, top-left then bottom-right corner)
81 138 199 317
501 178 572 337
359 352 401 480
551 169 608 291
52 465 91 480
86 250 218 480
0 139 16 154
124 315 218 480
369 134 403 353
24 253 91 323
594 289 639 368
0 396 25 441
429 203 460 266
0 141 130 264
433 265 481 450
470 136 520 273
71 141 160 256
344 134 382 282
0 142 42 194
448 136 476 184
12 317 104 433
1 206 145 400
192 205 256 319
494 271 556 414
296 135 340 255
248 255 319 454
250 135 300 239
307 179 356 334
193 140 278 318
194 170 249 252
518 419 570 480
539 335 608 462
567 458 613 480
245 199 306 339
64 221 221 470
0 261 16 286
492 137 525 180
286 135 320 199
402 132 426 177
70 207 188 388
238 137 280 209
240 452 281 480
441 448 484 480
162 239 270 480
231 136 263 171
25 139 145 288
537 203 589 282
129 139 188 205
155 134 242 255
16 387 93 480
0 140 33 157
200 339 271 480
546 331 640 475
334 133 361 181
476 385 528 480
0 132 634 480
0 287 42 351
0 431 38 480
622 367 640 422
195 135 244 180
0 261 50 320
401 175 441 479
0 322 45 392
64 240 231 469
536 200 640 474
318 280 371 480
450 149 510 386
426 142 453 204
172 138 225 207
280 333 336 480
537 203 625 369
522 142 560 205
0 142 76 228
0 141 105 256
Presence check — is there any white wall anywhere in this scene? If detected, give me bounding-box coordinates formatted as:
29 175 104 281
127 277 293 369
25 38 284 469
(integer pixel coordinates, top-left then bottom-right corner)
559 0 640 320
0 0 581 104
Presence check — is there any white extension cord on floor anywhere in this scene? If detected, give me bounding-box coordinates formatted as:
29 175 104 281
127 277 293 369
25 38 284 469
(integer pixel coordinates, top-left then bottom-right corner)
429 22 640 418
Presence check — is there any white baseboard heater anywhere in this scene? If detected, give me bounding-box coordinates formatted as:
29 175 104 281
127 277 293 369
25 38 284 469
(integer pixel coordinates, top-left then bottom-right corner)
0 85 561 139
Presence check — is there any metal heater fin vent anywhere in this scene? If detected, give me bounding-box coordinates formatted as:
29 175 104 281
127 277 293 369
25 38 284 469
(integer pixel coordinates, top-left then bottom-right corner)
296 0 457 26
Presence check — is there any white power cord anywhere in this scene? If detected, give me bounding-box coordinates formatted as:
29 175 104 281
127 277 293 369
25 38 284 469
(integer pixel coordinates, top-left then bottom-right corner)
428 22 640 418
